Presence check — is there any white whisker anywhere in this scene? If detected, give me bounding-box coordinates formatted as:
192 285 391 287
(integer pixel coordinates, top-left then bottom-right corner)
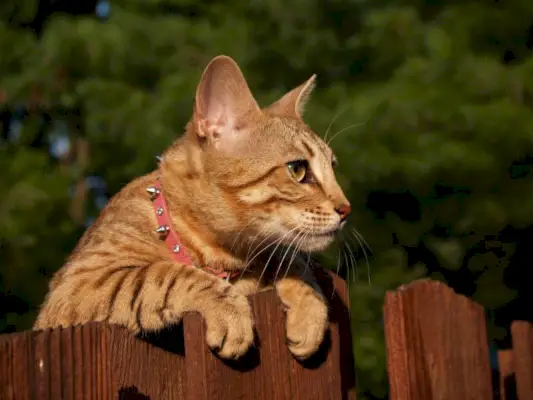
327 122 365 146
323 106 350 142
274 228 305 283
254 226 301 290
350 228 372 286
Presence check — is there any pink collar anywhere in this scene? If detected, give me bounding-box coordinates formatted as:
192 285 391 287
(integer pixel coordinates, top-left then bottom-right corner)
147 178 239 280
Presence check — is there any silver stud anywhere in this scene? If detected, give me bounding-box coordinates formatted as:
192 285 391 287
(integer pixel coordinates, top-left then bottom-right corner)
156 207 164 216
146 186 161 199
156 155 162 162
156 225 170 237
173 244 180 253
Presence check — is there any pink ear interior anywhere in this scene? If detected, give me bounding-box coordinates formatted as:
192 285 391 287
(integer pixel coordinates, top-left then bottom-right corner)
193 56 260 142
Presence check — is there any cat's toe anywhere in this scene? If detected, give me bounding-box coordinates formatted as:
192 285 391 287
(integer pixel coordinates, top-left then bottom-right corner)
204 295 255 360
285 300 328 360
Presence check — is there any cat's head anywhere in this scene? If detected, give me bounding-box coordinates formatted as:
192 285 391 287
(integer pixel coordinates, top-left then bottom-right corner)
185 55 350 253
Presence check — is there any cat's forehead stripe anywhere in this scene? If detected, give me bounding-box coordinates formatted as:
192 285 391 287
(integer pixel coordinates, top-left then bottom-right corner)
300 140 316 159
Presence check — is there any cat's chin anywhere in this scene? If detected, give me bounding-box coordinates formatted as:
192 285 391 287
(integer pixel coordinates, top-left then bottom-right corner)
299 234 336 252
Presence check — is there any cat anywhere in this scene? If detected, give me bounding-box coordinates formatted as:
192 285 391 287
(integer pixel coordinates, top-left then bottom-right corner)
34 55 351 361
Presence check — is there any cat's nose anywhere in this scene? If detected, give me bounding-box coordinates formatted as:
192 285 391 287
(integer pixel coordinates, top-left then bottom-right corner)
335 203 351 221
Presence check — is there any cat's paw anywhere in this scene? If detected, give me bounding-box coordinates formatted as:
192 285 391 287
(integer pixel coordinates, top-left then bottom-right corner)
203 289 255 360
284 294 329 360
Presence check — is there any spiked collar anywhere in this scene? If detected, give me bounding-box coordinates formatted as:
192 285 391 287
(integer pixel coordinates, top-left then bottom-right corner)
147 177 239 280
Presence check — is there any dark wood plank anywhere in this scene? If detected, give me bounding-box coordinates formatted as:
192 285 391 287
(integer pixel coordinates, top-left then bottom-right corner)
0 272 356 400
183 271 356 400
49 328 64 399
81 324 93 399
511 321 533 399
109 323 186 399
498 350 516 400
60 327 75 400
287 271 356 400
183 290 293 400
250 290 293 400
90 323 112 400
33 329 51 399
331 272 357 400
0 331 32 400
72 325 85 400
384 279 492 400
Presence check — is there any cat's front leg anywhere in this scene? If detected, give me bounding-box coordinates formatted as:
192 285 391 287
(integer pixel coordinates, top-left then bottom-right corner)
160 262 255 360
35 260 254 360
275 268 329 360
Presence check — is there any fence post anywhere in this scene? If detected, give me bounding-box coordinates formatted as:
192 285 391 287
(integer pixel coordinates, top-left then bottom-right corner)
498 349 515 399
383 279 492 400
183 270 356 400
0 331 33 400
510 321 533 399
0 271 355 400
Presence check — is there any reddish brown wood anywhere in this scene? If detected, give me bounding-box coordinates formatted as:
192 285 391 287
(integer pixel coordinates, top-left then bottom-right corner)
332 272 357 400
49 328 63 399
384 279 492 400
72 325 86 399
60 327 74 400
498 350 515 400
0 331 32 400
33 329 51 398
511 321 533 399
109 323 186 399
287 270 356 400
0 271 355 400
183 271 356 400
183 290 294 400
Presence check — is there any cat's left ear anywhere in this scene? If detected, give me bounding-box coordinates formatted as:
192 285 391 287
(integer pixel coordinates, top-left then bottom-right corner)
193 55 261 148
266 75 316 119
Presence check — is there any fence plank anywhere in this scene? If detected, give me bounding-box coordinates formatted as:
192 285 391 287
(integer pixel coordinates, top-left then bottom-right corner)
0 271 355 400
33 329 51 399
59 327 75 400
109 323 187 399
0 331 32 400
511 321 533 399
498 349 516 400
287 269 356 400
183 290 294 400
384 279 492 400
183 271 356 400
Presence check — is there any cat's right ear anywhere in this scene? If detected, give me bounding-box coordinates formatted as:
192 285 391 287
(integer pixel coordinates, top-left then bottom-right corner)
193 55 260 148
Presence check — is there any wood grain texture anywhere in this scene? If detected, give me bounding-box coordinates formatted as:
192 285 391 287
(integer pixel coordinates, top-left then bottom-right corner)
0 271 355 400
511 321 533 399
384 279 492 400
184 290 294 400
183 270 356 400
110 324 186 399
0 331 32 400
498 350 516 400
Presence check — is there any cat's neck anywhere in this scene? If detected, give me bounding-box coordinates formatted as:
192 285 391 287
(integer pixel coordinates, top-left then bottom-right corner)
155 139 247 272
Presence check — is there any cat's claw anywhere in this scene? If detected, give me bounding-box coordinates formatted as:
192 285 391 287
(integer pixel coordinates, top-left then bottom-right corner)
284 295 329 360
203 290 255 360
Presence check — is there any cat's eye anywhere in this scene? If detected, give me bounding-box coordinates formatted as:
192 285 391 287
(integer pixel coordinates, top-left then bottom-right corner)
287 160 309 183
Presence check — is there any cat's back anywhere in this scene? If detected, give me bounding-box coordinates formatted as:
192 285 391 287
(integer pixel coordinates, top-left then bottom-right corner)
50 172 162 287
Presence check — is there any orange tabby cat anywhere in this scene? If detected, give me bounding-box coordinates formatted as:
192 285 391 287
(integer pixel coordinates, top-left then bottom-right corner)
34 55 351 361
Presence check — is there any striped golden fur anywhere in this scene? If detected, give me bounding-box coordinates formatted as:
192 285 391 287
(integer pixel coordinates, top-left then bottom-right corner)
34 56 351 361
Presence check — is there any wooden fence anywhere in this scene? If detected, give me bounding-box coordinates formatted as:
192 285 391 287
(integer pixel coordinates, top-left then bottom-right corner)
1 273 532 399
384 279 533 400
0 271 355 400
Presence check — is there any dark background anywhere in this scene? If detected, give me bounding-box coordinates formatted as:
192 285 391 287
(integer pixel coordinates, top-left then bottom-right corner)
2 1 533 398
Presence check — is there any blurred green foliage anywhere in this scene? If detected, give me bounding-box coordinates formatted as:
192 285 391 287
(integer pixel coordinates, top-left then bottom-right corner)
2 1 533 398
